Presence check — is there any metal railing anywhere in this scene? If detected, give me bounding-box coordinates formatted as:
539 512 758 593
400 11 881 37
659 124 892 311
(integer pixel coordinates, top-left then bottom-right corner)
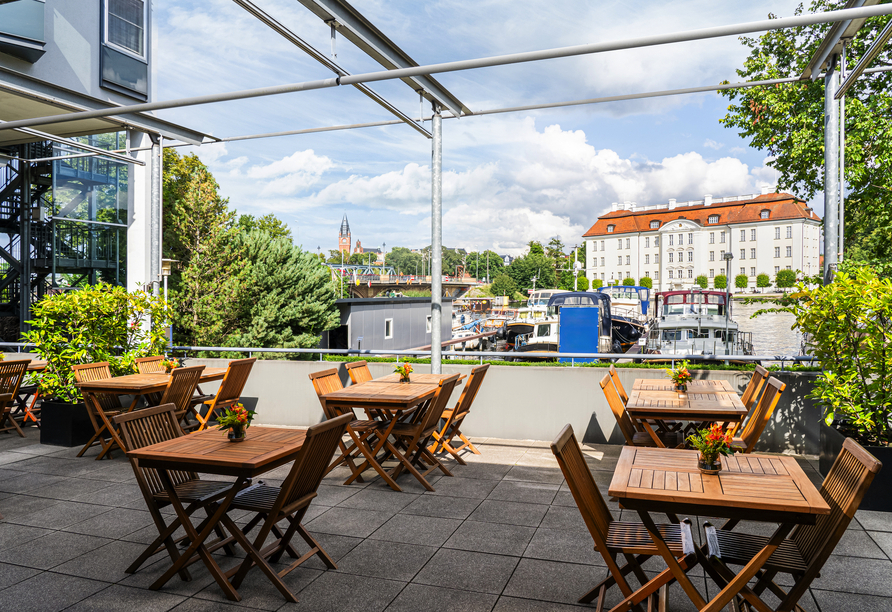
0 342 816 370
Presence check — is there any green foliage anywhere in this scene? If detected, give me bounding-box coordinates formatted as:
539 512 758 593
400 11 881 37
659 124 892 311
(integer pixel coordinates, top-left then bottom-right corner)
767 266 892 443
719 1 892 265
558 270 588 291
23 285 169 402
695 275 708 289
638 277 653 289
714 274 727 289
490 274 517 297
735 274 749 289
465 250 504 280
776 269 797 288
507 250 556 292
238 214 292 241
756 273 771 288
622 277 635 286
528 241 545 256
385 247 422 275
591 278 603 289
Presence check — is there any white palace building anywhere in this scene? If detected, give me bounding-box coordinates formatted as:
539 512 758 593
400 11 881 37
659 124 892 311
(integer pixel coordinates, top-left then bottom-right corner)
582 189 822 292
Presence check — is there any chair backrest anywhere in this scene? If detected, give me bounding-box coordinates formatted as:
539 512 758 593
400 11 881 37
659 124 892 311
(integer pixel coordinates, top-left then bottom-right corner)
608 364 629 405
452 364 489 419
419 374 461 435
308 368 344 419
160 365 205 414
551 424 614 552
736 376 785 453
114 403 198 496
135 356 165 374
0 359 30 397
790 438 881 589
739 364 769 410
600 373 637 445
209 358 256 411
345 361 373 384
277 412 352 510
72 362 120 412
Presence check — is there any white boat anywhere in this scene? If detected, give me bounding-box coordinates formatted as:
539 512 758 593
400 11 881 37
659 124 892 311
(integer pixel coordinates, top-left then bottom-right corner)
645 290 753 357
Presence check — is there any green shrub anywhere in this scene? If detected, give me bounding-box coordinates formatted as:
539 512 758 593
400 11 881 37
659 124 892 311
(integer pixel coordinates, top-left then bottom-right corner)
714 274 727 289
638 277 653 289
757 273 771 289
735 274 749 289
622 277 635 286
776 269 797 288
695 275 708 289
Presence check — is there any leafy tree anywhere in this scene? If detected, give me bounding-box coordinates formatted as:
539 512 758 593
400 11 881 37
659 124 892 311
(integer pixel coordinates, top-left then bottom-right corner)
385 247 422 275
735 274 749 289
591 278 603 289
528 241 545 257
559 270 588 291
490 273 517 297
327 249 348 264
714 274 727 289
757 273 771 289
639 277 653 289
350 252 373 266
507 249 555 292
466 250 504 281
162 149 222 269
695 274 708 289
776 268 797 288
622 277 635 286
719 1 892 264
238 213 292 241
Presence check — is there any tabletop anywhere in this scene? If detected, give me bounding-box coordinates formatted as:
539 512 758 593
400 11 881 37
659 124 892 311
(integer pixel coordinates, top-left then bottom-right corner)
76 368 228 394
626 389 748 421
609 446 829 523
632 379 735 393
371 373 464 384
322 379 439 409
127 426 306 477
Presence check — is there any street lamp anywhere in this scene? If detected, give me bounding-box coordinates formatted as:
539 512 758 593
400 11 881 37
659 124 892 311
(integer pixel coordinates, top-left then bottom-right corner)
160 259 179 347
723 251 734 354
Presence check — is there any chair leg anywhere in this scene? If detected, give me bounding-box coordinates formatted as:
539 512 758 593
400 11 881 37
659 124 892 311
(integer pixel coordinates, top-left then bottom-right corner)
457 431 481 454
296 522 337 569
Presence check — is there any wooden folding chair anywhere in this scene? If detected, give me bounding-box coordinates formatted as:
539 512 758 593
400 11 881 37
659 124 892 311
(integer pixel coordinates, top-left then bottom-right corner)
114 404 238 579
609 365 681 435
551 424 696 611
600 374 682 448
223 412 352 602
73 362 125 459
703 437 881 612
345 360 373 384
0 360 30 437
135 356 166 373
730 376 785 454
193 358 256 431
428 364 488 463
387 373 461 490
728 364 769 436
308 368 380 482
158 365 205 432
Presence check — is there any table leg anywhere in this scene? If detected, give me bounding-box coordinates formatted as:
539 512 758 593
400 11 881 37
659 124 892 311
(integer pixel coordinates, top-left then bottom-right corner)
636 510 705 609
342 406 403 491
640 421 666 448
150 472 246 602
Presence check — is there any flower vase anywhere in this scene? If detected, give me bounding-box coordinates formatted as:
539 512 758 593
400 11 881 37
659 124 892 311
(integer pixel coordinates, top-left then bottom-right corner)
698 454 722 475
400 375 410 384
228 427 246 443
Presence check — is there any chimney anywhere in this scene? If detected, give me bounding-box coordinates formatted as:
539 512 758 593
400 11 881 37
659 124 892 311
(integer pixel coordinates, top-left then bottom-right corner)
760 184 773 195
623 201 632 210
611 202 618 211
668 198 677 210
804 207 813 214
704 194 713 206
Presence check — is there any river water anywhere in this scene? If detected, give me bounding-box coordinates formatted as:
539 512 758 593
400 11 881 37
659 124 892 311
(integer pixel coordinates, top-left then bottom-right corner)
732 301 804 357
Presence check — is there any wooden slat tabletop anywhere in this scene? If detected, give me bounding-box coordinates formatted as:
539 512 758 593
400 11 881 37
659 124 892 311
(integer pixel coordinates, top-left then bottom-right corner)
322 380 439 408
128 426 306 477
609 447 829 521
76 367 228 395
632 379 735 393
371 373 464 384
626 389 748 421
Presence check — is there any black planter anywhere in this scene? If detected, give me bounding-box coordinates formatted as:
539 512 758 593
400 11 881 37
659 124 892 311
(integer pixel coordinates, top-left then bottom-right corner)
820 422 892 512
40 400 93 447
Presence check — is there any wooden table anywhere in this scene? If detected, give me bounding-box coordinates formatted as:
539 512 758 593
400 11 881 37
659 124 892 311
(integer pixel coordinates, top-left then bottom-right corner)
608 446 829 612
627 382 748 448
76 368 227 460
369 372 465 384
127 426 307 602
632 379 735 393
322 379 441 491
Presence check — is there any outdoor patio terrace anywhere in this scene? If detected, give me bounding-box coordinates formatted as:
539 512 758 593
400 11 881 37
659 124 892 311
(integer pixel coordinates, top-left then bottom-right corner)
0 431 888 612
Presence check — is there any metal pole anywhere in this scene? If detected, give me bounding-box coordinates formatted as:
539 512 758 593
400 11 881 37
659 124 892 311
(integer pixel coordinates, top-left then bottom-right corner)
839 47 846 262
574 246 579 291
724 253 732 355
824 56 839 283
486 251 489 283
431 108 443 374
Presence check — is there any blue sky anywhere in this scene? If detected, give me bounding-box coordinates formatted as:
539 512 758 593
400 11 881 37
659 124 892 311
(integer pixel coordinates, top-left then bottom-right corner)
150 0 805 255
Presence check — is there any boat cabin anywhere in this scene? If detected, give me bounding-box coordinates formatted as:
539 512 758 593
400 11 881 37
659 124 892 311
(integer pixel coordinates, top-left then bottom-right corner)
658 291 728 318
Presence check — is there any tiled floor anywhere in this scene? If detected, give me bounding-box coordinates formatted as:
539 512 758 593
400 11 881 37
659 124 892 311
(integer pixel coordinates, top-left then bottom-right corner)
0 432 889 611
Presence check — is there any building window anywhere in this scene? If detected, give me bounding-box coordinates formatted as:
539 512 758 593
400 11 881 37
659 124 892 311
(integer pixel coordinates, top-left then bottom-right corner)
106 0 147 59
786 265 792 270
626 238 630 249
618 238 623 249
688 251 693 262
688 233 693 245
720 231 725 243
750 267 756 276
775 227 781 239
740 229 746 241
740 249 745 260
775 266 780 274
669 270 674 279
601 273 605 280
384 318 394 339
600 241 605 251
654 237 659 247
709 232 715 244
600 257 605 266
626 255 630 265
669 235 674 246
669 253 674 263
750 248 756 259
774 247 780 258
709 269 714 278
740 267 746 276
688 269 693 279
607 225 615 233
720 250 725 259
761 210 770 219
709 251 714 261
654 254 659 263
650 220 660 229
786 226 792 239
426 316 431 333
645 237 650 248
708 214 719 224
786 246 792 257
645 271 650 278
617 256 622 265
678 233 684 245
645 254 650 264
751 229 756 241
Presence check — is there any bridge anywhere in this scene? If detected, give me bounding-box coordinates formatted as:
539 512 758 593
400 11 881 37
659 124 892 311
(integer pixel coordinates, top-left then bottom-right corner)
327 266 477 298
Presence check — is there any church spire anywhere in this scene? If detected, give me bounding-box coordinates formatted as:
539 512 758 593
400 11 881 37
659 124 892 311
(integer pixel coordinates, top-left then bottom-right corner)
339 213 350 237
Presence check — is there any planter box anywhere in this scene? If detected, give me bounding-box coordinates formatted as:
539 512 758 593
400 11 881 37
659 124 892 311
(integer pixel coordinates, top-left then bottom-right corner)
40 401 93 447
820 422 892 512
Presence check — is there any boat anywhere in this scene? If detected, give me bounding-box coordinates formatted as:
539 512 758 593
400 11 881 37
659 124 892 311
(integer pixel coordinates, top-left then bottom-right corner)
644 290 754 357
600 285 652 352
511 291 617 360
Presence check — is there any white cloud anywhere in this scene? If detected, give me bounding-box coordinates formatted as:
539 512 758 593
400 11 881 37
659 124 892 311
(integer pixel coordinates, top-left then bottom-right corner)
703 139 724 150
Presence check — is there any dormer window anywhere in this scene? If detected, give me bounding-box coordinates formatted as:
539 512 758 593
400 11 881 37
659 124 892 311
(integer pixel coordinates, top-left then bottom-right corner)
649 220 660 229
760 210 770 219
708 214 719 224
607 225 615 233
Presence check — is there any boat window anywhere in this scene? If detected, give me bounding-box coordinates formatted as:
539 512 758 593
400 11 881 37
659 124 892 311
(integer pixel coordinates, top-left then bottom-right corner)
536 324 551 337
662 329 683 341
690 329 709 339
666 295 685 304
706 295 725 305
715 330 736 342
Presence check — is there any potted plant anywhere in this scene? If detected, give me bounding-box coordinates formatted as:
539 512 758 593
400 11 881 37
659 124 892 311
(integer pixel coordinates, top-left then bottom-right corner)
394 363 413 383
763 266 890 510
23 283 169 447
218 402 254 442
666 360 693 397
687 423 736 474
160 357 180 373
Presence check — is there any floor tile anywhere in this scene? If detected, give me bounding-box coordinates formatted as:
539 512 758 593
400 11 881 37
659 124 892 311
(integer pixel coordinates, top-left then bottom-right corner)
9 500 112 530
400 494 481 519
336 539 437 581
0 522 53 552
413 548 519 594
488 481 559 505
286 570 403 612
63 507 153 540
369 513 462 547
493 596 591 611
502 558 605 605
444 520 535 556
336 488 419 513
468 499 549 527
52 539 149 582
538 505 588 532
313 484 361 507
423 476 496 499
304 506 395 538
504 465 565 485
385 583 498 612
193 564 321 610
523 528 603 566
0 561 41 590
0 570 107 612
0 530 111 570
63 583 185 611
